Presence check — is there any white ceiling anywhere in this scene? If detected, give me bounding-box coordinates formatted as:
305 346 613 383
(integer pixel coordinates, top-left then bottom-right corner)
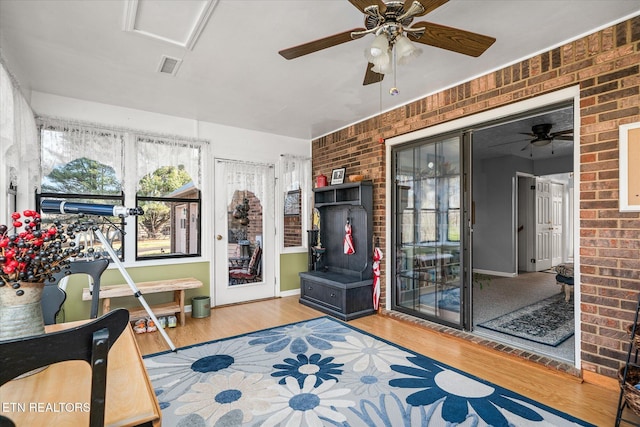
0 0 638 141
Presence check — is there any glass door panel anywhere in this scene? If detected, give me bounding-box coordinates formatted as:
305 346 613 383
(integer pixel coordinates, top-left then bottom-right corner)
393 136 462 327
214 160 275 306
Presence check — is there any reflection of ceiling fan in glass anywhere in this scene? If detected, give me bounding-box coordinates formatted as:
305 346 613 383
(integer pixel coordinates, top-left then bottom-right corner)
278 0 496 86
488 123 574 156
517 123 574 151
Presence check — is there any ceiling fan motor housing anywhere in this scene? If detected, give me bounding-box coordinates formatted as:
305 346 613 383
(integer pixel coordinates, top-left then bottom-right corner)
532 123 553 139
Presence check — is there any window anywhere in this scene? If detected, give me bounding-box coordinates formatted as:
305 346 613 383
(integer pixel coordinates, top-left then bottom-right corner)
280 155 311 249
136 166 201 259
37 118 206 263
38 123 126 260
135 137 202 260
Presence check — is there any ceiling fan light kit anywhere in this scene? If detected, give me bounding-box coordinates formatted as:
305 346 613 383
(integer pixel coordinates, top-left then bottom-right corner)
395 34 422 65
531 138 552 147
279 0 495 88
365 33 389 59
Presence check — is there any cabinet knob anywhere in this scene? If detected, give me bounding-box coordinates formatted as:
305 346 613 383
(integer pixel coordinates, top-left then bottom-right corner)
308 286 312 290
330 293 335 297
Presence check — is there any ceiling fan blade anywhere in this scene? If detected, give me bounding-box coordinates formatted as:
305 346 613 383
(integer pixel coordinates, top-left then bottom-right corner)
410 21 496 57
406 0 449 17
520 143 531 151
551 129 573 136
488 138 526 148
554 135 574 141
279 28 366 59
363 62 384 85
348 0 386 14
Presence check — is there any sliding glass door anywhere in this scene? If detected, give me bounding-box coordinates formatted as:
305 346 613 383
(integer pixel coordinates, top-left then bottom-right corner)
392 135 466 328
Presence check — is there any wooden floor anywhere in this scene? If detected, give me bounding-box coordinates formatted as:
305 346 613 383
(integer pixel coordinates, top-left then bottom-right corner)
134 296 638 426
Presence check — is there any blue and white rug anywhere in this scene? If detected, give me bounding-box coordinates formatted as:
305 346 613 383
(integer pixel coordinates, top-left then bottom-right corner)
144 316 593 426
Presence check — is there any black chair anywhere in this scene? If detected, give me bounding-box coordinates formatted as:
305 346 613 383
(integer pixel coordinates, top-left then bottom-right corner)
41 259 109 325
0 309 129 427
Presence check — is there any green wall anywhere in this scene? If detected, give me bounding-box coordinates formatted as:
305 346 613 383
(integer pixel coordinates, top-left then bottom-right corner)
280 252 307 292
61 261 210 322
59 254 306 322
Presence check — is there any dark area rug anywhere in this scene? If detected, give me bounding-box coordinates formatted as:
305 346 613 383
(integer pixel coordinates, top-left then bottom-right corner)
477 293 574 346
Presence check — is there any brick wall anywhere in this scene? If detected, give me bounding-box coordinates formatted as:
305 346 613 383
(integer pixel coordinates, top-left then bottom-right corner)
312 17 640 378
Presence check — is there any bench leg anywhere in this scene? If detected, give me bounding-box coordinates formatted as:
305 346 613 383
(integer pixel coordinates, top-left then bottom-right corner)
175 290 185 327
103 298 111 314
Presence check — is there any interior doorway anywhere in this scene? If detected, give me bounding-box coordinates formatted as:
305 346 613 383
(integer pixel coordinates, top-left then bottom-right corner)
470 104 575 363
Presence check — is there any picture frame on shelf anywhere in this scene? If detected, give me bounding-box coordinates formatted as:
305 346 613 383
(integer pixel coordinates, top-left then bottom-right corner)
331 167 346 185
619 122 640 212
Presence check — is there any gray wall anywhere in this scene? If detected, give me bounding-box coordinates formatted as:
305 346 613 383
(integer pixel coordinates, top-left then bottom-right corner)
472 154 573 274
473 155 534 274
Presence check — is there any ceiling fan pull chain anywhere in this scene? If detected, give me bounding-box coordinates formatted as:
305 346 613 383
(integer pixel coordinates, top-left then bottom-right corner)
390 48 399 96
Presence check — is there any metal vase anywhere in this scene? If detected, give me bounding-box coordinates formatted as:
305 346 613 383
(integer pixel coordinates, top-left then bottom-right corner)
0 281 46 341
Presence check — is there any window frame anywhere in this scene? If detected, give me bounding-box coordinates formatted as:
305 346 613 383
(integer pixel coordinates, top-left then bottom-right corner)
37 117 207 265
36 191 127 261
135 191 202 260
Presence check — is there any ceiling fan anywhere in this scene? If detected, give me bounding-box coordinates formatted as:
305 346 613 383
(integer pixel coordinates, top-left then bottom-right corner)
278 0 496 86
517 123 573 151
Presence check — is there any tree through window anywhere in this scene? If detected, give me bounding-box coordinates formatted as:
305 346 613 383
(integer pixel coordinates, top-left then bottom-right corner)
136 165 201 259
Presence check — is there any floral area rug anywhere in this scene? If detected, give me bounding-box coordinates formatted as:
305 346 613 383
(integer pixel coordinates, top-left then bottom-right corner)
144 316 591 427
478 293 574 347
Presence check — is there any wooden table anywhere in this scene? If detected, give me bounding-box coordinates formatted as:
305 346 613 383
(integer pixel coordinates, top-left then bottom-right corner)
0 320 161 426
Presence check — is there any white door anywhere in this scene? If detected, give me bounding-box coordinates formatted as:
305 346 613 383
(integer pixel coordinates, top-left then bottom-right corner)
535 178 552 271
214 159 275 306
551 182 564 266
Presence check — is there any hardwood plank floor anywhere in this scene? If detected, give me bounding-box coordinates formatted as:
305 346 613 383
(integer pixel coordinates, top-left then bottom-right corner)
134 296 639 426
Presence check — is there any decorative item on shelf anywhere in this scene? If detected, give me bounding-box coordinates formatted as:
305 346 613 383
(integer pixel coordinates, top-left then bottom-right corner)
349 174 364 182
316 173 328 188
0 210 86 342
331 167 346 185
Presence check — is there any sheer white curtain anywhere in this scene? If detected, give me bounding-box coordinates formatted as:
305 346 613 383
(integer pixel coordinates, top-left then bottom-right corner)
14 93 39 189
215 159 274 224
281 154 311 193
0 63 14 169
0 62 15 223
137 136 203 191
37 117 125 186
1 59 39 215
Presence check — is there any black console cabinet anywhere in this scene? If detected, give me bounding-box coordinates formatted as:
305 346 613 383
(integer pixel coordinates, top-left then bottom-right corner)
299 181 375 321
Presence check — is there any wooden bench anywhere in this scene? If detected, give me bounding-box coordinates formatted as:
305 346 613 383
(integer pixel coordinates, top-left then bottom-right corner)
82 277 203 326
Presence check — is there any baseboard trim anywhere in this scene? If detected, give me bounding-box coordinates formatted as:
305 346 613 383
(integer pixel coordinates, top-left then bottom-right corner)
279 288 300 298
582 369 618 391
473 268 517 278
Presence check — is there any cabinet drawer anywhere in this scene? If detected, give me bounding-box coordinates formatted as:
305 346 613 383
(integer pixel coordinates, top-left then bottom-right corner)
301 280 344 312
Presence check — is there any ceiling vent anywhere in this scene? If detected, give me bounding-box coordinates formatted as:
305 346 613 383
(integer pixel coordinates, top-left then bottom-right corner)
157 55 182 76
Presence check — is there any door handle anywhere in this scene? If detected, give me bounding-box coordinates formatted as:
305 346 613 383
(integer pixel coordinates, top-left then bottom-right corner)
216 235 223 240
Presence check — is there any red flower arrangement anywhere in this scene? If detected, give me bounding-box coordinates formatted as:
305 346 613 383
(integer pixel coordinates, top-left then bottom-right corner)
0 210 85 295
